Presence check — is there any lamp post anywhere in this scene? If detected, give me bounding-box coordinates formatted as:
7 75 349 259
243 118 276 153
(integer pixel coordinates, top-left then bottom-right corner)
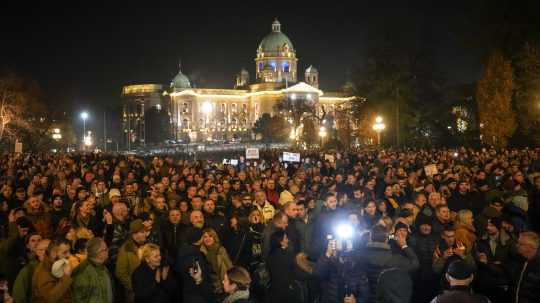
318 126 327 148
372 116 386 145
80 112 88 150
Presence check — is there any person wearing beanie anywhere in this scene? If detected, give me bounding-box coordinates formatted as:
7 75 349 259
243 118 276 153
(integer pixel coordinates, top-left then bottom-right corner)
115 219 147 302
430 260 490 303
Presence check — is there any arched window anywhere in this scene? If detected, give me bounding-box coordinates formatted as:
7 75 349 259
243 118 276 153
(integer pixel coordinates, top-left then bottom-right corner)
242 104 247 113
182 103 188 113
231 104 237 112
283 61 290 73
221 103 226 113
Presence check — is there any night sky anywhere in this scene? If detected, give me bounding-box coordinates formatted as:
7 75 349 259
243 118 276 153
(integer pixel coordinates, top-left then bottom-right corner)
2 1 537 131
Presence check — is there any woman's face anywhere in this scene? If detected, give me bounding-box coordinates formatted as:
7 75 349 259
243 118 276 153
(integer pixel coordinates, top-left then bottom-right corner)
249 212 262 224
365 202 377 215
203 233 215 247
384 186 393 197
378 201 387 213
223 273 236 294
146 250 161 269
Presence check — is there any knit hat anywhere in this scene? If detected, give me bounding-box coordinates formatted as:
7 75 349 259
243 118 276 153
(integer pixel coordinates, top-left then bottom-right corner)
129 219 145 234
394 222 408 232
415 215 433 227
447 260 474 280
108 188 121 199
16 216 32 229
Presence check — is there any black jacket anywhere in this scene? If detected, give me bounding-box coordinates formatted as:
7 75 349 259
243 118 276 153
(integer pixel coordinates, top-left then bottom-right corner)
431 285 490 303
315 254 369 303
132 261 176 303
513 254 540 303
267 248 303 303
357 242 419 303
175 244 214 303
409 232 438 281
161 221 187 263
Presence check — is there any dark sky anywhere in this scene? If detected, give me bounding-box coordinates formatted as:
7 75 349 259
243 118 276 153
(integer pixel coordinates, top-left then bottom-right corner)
0 2 503 119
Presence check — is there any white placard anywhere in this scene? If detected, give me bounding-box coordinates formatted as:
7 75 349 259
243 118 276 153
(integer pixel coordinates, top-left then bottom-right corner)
283 152 300 162
246 148 259 159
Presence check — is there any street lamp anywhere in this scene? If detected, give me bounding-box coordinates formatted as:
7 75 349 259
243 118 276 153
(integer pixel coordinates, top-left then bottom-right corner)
80 111 88 150
372 116 386 145
319 126 327 147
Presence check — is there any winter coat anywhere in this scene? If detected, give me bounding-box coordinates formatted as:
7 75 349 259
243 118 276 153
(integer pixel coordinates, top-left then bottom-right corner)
161 221 187 263
26 206 54 239
357 242 419 303
72 259 113 303
314 254 369 303
175 244 215 303
267 248 302 303
512 254 540 303
200 244 233 293
430 285 490 303
376 268 413 303
255 201 275 224
409 232 438 281
132 261 176 303
104 220 129 263
0 222 30 289
32 257 72 303
115 238 142 291
12 258 38 303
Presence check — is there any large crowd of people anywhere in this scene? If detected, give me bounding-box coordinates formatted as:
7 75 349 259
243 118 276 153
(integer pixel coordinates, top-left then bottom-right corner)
0 147 539 303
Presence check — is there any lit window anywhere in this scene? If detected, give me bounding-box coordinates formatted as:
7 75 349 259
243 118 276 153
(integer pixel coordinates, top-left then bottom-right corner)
258 62 263 71
232 104 237 112
242 104 247 113
283 61 290 73
269 61 277 71
221 103 226 112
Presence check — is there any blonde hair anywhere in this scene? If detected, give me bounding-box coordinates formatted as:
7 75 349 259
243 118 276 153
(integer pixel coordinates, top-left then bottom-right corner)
456 209 473 224
226 266 251 290
248 209 263 223
141 243 160 261
200 228 221 246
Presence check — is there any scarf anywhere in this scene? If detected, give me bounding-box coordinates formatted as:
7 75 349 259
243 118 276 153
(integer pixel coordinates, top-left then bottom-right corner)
223 290 250 303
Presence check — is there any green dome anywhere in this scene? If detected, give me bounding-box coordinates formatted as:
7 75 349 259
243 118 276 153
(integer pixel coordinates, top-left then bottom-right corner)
258 20 294 53
170 71 191 89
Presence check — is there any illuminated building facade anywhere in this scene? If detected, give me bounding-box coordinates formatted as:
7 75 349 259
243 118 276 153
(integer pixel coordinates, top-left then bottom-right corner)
165 19 353 142
121 84 165 148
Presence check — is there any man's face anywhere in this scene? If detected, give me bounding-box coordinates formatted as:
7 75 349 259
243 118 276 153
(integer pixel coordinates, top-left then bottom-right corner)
296 204 307 219
191 197 203 210
285 203 298 218
125 184 134 194
517 235 537 259
267 180 275 189
325 196 337 210
255 191 266 205
442 231 456 246
486 221 499 236
428 193 441 207
242 196 252 207
187 186 197 197
190 211 205 228
132 230 147 245
419 224 432 235
458 182 469 193
169 210 181 224
436 207 450 222
203 200 215 214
